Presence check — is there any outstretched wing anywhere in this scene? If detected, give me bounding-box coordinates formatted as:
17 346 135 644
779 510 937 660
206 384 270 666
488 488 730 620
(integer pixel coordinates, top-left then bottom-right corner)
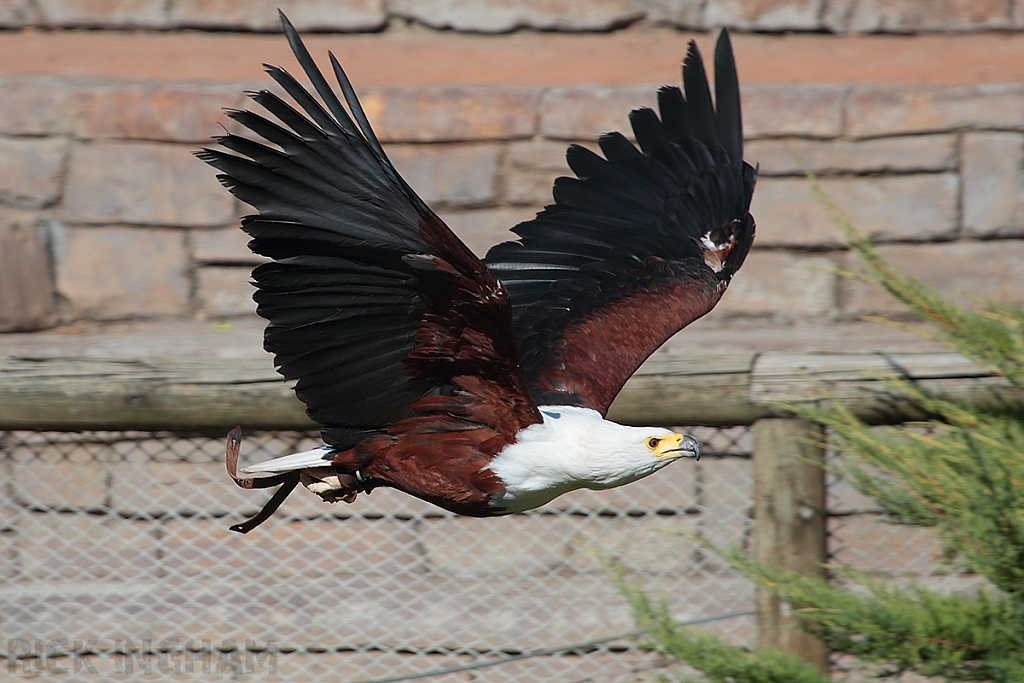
484 31 756 415
197 12 541 452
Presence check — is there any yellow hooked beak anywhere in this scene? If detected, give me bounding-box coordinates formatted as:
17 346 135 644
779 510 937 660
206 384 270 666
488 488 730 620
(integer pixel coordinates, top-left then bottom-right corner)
649 433 700 461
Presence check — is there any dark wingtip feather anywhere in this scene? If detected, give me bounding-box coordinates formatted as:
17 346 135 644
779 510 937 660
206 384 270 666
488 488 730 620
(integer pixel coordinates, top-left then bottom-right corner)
656 85 690 146
328 51 389 162
277 9 363 141
713 28 743 162
276 11 303 61
629 107 671 161
681 40 717 152
274 14 417 211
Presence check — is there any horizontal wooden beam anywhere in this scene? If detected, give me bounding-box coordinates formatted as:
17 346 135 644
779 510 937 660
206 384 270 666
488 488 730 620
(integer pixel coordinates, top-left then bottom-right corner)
0 350 1019 431
611 350 1021 426
745 351 1021 425
0 356 315 432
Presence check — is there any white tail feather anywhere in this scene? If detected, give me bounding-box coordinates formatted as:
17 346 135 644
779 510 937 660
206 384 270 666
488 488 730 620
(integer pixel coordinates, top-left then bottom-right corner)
241 446 335 475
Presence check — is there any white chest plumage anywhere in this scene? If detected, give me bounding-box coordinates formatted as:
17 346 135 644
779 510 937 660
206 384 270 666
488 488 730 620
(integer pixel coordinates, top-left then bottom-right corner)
484 406 682 513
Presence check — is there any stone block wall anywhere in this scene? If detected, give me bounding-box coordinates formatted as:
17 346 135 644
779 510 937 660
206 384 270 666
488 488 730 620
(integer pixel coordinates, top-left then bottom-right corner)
3 0 1024 33
1 0 1023 334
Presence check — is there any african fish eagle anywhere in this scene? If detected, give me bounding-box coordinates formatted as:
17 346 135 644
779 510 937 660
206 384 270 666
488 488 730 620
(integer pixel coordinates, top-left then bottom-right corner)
198 13 756 533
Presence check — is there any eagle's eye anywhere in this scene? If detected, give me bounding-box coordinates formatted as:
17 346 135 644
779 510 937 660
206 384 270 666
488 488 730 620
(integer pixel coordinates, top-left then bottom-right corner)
647 437 660 450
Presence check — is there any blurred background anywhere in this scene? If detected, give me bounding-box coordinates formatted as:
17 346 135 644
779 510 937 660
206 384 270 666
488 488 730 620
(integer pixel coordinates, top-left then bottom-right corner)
1 1 1022 681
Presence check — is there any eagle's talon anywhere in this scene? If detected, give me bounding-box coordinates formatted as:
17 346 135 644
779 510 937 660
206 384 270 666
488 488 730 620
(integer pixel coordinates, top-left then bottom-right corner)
300 468 361 504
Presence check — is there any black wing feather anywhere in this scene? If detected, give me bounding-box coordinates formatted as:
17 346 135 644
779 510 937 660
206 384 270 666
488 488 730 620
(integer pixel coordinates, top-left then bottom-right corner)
656 85 693 153
483 31 756 413
198 14 539 447
328 52 391 167
681 41 718 152
276 12 361 139
714 28 743 163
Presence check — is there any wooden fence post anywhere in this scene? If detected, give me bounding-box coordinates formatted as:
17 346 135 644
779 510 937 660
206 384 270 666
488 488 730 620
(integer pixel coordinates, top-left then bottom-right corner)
752 418 828 672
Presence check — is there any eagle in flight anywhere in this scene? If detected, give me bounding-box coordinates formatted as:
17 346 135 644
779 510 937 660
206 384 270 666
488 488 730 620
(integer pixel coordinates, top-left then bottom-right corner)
199 13 756 533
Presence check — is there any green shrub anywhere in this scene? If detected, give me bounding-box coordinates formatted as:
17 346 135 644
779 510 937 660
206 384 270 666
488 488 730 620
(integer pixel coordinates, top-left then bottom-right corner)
620 177 1024 682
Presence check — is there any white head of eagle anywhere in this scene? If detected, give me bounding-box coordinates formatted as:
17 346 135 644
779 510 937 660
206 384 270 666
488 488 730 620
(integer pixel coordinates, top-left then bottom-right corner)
485 406 700 513
200 11 755 532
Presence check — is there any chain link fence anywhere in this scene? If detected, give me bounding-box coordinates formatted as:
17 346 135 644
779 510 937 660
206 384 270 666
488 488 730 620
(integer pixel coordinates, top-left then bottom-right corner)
1 423 985 682
1 426 756 682
824 426 986 683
